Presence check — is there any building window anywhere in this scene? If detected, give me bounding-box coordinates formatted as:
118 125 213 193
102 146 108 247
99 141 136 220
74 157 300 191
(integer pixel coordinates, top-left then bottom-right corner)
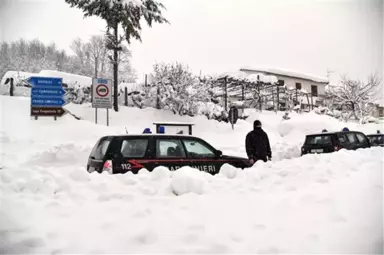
311 85 318 97
295 83 301 90
278 80 285 86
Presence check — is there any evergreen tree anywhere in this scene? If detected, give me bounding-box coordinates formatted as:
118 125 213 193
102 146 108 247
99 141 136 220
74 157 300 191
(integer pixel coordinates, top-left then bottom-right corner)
65 0 168 111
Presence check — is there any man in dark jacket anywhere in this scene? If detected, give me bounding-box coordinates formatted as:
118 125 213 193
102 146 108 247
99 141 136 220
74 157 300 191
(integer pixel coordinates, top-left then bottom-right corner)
245 120 272 164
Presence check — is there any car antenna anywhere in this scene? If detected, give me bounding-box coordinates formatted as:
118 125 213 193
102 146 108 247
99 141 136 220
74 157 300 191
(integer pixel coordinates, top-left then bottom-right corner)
125 127 128 134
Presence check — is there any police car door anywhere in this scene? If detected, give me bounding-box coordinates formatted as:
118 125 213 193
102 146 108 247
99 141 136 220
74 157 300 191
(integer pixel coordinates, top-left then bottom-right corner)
154 138 187 171
181 138 219 174
113 136 152 174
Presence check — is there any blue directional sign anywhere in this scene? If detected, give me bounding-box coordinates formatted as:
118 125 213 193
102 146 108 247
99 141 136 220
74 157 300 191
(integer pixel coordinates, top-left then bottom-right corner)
27 76 62 87
31 87 66 97
29 76 68 117
31 98 67 107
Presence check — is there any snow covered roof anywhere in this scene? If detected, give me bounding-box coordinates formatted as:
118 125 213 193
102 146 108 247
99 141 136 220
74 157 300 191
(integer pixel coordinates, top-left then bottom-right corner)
1 71 36 85
218 71 278 84
240 66 329 84
38 70 92 88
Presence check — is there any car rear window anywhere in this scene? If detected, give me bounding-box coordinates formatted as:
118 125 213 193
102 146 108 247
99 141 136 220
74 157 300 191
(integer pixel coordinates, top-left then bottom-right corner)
120 139 148 158
368 135 384 144
305 135 333 145
90 137 111 160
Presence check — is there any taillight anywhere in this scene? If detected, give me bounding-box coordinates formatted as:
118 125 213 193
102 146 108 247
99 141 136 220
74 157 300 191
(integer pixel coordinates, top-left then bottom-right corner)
102 160 113 174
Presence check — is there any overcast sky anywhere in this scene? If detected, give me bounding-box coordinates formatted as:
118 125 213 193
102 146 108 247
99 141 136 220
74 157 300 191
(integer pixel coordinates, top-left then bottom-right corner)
0 0 383 84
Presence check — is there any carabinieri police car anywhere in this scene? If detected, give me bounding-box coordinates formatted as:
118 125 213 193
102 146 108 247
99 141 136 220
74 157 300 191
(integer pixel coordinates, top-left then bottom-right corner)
87 133 251 175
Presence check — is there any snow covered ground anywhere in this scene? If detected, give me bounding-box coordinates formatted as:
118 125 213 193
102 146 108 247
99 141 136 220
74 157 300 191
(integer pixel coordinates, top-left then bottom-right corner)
1 95 383 254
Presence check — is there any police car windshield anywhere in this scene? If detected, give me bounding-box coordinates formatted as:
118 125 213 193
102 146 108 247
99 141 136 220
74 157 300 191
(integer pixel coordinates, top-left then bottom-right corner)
305 135 333 146
368 135 384 144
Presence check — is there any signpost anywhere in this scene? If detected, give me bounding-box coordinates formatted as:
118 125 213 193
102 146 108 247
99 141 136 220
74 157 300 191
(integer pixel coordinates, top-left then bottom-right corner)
228 106 239 130
28 76 67 120
92 78 112 126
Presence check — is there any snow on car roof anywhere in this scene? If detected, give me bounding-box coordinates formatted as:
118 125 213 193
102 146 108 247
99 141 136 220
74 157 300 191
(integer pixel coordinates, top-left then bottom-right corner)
152 121 195 125
108 133 197 138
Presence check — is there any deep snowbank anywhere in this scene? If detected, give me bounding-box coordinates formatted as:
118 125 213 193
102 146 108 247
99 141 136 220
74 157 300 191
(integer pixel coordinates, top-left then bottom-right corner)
1 95 383 254
1 148 383 254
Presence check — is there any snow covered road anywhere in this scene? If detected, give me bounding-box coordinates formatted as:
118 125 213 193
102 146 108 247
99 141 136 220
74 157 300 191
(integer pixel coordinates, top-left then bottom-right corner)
1 96 383 253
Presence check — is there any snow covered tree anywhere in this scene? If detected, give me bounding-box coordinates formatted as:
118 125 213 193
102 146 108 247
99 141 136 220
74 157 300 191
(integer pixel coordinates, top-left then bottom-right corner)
87 35 108 77
146 63 221 117
0 42 11 80
326 74 381 122
65 0 168 112
116 44 137 83
70 38 93 76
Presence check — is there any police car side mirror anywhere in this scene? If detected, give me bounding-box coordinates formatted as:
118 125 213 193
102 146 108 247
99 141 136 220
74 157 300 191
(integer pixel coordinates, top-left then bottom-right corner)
215 150 223 157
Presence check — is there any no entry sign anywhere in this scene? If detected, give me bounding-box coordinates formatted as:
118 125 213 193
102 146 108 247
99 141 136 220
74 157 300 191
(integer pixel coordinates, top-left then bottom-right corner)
92 78 112 109
96 84 109 97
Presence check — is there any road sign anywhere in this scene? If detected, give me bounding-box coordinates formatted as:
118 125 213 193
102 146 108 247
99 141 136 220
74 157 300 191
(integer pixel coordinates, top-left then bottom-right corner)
29 76 67 119
27 76 62 87
31 107 67 117
92 78 112 109
31 87 66 97
31 98 67 107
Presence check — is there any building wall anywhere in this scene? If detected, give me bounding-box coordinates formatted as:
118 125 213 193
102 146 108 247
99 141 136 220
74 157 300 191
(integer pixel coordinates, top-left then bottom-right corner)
241 70 328 106
372 106 384 118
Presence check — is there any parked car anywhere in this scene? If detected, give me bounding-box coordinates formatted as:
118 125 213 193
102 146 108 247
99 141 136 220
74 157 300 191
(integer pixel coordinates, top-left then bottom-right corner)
87 134 251 175
366 132 384 147
301 131 371 156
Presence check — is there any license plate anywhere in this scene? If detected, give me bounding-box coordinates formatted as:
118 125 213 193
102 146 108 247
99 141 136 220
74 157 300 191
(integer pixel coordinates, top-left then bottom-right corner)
311 149 323 153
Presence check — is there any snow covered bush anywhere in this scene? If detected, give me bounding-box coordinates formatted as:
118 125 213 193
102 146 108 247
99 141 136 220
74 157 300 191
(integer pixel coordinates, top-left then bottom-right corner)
145 63 224 118
314 106 329 115
325 74 381 123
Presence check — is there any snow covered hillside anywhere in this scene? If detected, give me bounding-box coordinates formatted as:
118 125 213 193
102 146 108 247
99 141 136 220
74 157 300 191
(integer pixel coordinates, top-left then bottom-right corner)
1 95 383 254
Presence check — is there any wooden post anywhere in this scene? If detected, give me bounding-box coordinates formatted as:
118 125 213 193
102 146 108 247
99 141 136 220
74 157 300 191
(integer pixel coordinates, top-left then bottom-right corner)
156 83 160 109
257 81 262 112
311 94 314 110
145 74 148 87
124 87 128 106
224 77 228 111
9 78 14 97
241 83 245 115
277 85 280 112
272 89 276 113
